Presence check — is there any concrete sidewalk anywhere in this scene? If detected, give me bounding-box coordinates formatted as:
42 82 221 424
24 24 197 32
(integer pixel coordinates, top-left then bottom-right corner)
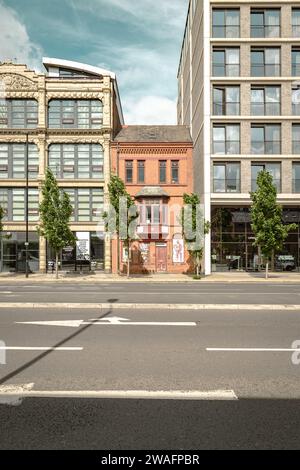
0 271 300 283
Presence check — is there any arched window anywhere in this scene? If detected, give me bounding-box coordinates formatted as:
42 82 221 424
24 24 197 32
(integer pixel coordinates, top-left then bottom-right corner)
48 100 103 129
48 143 104 179
0 99 38 129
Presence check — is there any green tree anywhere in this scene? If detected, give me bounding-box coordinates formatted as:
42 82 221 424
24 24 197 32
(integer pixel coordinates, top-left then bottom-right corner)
103 175 138 277
250 170 296 279
38 168 76 279
181 193 210 277
0 205 4 235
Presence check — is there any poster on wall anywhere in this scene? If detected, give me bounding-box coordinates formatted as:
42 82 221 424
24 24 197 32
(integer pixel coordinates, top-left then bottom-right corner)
140 243 149 265
76 232 90 261
173 238 184 263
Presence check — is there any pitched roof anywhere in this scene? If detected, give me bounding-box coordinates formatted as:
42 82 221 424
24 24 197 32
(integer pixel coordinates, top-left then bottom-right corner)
114 125 192 143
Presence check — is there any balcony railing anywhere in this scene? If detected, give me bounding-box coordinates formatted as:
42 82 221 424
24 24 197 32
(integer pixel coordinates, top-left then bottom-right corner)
213 141 240 155
251 103 280 116
251 64 280 77
251 26 280 38
213 179 240 193
212 26 240 38
252 179 281 192
213 102 240 116
293 179 300 193
251 141 281 155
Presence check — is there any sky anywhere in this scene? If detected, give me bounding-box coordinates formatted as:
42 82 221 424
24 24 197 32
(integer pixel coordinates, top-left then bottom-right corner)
0 0 188 124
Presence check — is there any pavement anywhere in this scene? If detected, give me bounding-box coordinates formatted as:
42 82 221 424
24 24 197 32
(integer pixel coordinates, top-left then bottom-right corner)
1 271 300 282
0 282 300 449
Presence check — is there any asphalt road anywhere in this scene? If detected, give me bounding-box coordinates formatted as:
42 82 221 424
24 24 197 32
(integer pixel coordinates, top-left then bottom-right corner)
0 281 300 304
0 298 300 449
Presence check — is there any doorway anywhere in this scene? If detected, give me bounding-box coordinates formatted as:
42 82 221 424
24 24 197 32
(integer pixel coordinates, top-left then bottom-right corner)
156 243 167 272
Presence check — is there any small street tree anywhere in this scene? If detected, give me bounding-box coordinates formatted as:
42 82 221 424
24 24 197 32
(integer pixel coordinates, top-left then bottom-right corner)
0 205 4 235
181 193 210 277
250 170 297 279
38 168 76 279
103 175 138 277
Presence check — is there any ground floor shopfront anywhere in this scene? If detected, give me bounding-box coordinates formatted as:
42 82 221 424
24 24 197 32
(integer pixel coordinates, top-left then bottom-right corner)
211 207 300 272
0 230 107 273
112 237 191 274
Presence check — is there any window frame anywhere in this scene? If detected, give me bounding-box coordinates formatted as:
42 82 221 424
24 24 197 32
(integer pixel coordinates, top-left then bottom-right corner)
212 8 240 38
251 47 281 77
212 47 240 77
159 160 167 184
250 8 281 38
212 124 240 155
63 188 104 222
125 160 133 184
48 143 104 180
0 99 38 129
213 162 241 193
251 85 281 116
137 160 145 184
292 162 300 192
0 143 39 179
213 85 240 116
48 99 103 129
251 162 281 192
0 188 39 222
251 124 282 155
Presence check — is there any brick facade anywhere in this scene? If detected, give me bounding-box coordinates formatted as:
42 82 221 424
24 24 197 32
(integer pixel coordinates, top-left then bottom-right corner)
110 126 194 274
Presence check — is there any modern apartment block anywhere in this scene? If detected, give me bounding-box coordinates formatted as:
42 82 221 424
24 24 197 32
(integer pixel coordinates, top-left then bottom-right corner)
0 58 123 273
178 0 300 274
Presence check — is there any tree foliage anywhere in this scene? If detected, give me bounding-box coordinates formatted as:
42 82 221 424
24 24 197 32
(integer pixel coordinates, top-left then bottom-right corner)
0 205 4 235
250 170 296 277
38 168 76 278
181 193 210 276
103 175 139 277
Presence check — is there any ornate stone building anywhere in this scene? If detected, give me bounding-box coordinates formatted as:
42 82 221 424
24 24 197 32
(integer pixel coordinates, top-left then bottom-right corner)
0 58 123 273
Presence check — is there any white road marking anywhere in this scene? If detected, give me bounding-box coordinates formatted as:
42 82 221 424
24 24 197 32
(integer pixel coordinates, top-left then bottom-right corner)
2 291 299 295
0 387 238 401
207 348 300 352
4 303 300 310
16 317 197 327
0 383 34 406
0 346 83 351
0 291 13 294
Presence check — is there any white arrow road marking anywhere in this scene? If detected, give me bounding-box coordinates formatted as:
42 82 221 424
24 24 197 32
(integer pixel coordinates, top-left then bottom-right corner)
0 383 34 406
15 320 84 328
16 317 197 327
0 346 83 351
0 386 238 401
207 348 300 352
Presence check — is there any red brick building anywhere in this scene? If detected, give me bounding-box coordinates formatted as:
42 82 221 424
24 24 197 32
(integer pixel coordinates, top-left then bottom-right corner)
110 126 193 274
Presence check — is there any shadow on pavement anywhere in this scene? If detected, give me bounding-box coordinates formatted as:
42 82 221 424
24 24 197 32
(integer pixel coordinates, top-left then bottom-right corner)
0 299 119 386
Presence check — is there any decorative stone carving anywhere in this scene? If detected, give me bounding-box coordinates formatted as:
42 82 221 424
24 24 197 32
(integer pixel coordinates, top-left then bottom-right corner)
119 147 188 155
46 92 104 102
2 92 39 99
0 73 38 91
46 136 106 145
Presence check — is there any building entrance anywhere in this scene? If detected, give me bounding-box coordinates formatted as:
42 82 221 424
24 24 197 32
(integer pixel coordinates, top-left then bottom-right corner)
0 232 39 273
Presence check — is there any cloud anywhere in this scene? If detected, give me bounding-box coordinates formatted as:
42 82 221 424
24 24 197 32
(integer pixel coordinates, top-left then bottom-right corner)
70 0 187 39
0 1 43 70
124 95 177 125
87 44 180 124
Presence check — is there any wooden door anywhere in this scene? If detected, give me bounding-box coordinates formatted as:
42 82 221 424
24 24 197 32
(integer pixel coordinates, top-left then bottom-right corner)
156 244 167 272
